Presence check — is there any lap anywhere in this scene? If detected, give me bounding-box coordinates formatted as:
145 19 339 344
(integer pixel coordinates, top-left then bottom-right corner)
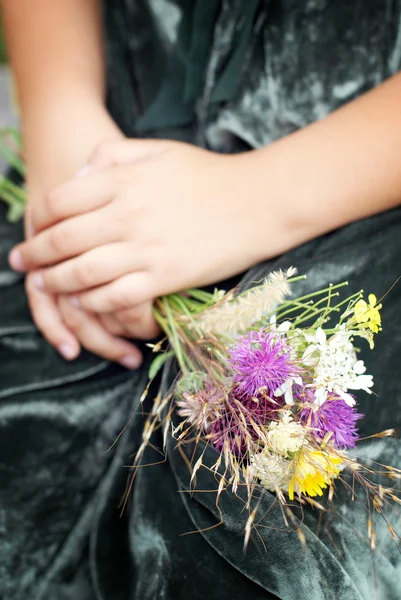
1 203 401 599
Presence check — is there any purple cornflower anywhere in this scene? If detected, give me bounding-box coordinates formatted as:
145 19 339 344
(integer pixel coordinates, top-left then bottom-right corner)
228 329 298 399
299 392 363 449
209 403 246 456
209 387 281 457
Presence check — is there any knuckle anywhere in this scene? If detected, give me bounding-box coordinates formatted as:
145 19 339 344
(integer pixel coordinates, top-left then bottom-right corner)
49 226 70 254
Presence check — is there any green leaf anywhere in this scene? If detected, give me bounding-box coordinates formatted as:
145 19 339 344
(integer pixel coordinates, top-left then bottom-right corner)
0 177 26 201
0 128 25 176
7 201 24 222
0 174 26 222
148 350 175 380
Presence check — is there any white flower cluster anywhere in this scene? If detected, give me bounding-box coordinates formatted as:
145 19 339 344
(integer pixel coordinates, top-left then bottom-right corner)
267 417 306 456
248 448 293 493
303 328 373 406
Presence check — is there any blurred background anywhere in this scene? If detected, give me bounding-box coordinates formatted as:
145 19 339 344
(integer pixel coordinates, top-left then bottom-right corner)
0 13 18 128
0 12 6 63
0 14 19 176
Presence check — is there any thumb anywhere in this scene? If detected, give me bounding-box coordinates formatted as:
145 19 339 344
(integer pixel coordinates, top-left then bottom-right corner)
84 138 170 173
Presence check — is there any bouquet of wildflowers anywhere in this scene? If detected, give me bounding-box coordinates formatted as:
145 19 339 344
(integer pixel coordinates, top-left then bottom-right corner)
1 130 399 546
135 268 401 547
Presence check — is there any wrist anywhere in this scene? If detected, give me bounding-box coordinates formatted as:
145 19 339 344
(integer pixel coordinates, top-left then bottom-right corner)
21 88 110 133
228 149 299 265
23 103 123 191
235 135 335 264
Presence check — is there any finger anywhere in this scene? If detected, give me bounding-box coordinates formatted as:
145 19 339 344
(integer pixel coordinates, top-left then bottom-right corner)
58 296 142 369
73 272 155 313
26 274 80 360
31 170 115 232
99 313 129 337
115 303 161 340
35 243 144 294
88 138 169 171
9 206 118 272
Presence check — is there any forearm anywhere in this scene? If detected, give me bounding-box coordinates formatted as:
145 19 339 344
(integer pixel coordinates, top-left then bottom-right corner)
2 0 120 188
248 72 401 260
2 0 105 116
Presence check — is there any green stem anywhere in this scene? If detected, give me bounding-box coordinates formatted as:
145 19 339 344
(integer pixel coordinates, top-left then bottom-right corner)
275 300 314 321
152 306 170 334
186 288 215 303
283 282 350 309
337 291 364 323
166 294 204 336
285 275 308 284
296 303 343 327
275 293 338 324
296 294 339 323
174 293 206 313
160 298 189 374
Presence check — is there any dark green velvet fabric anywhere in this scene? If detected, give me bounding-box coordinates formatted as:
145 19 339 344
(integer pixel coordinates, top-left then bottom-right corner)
2 1 401 598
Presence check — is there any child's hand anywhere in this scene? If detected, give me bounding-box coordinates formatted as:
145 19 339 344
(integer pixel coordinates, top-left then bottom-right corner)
9 139 268 315
21 112 144 367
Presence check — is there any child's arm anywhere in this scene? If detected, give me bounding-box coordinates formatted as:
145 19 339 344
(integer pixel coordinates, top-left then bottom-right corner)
2 0 119 191
245 71 401 256
2 0 142 368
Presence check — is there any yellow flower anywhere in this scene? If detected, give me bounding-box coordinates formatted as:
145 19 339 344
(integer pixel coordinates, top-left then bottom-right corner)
288 449 342 500
354 293 382 334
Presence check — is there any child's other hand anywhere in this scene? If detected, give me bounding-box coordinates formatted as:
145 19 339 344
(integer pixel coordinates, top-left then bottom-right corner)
21 111 144 368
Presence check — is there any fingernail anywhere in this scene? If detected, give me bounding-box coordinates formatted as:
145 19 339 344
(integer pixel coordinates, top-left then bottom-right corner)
69 296 80 307
121 355 142 370
29 223 36 237
9 249 25 271
76 165 91 178
32 273 44 290
58 343 78 360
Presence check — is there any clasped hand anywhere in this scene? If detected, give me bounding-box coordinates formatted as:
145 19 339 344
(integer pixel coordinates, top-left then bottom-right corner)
9 139 264 366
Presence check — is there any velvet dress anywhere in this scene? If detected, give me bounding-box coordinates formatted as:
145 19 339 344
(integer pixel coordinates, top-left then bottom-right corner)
1 1 401 599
